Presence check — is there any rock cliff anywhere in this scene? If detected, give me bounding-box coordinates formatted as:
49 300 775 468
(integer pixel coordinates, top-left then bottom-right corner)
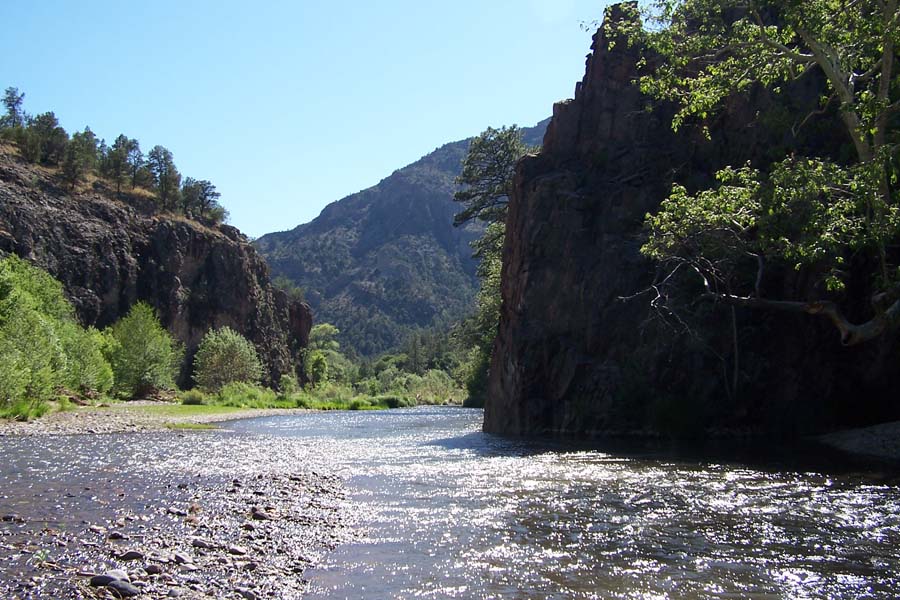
0 145 310 385
485 6 900 438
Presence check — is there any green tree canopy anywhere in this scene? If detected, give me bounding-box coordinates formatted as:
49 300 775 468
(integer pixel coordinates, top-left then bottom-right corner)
622 0 900 346
1 87 25 129
104 302 181 398
193 326 262 392
147 145 181 211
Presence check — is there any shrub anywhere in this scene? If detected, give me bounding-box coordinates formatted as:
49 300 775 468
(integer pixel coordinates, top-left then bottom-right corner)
0 256 114 418
104 302 181 398
278 373 298 398
216 381 278 407
181 389 206 405
193 326 262 392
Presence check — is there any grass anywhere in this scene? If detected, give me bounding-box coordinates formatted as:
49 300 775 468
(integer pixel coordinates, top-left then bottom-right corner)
164 422 219 430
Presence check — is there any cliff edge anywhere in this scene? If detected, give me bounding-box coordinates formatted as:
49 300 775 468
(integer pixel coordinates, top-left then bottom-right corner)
485 6 900 438
0 144 310 385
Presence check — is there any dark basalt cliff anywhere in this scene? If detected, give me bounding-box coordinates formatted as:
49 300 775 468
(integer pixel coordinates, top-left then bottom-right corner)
485 6 900 438
0 147 310 385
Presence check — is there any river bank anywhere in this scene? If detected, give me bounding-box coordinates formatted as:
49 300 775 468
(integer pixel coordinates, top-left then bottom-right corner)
0 402 307 437
0 420 354 599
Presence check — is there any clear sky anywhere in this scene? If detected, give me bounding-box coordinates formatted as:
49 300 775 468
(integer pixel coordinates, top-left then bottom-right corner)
2 1 609 238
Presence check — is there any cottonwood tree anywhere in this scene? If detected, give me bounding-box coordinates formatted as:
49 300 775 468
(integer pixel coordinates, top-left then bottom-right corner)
621 0 900 346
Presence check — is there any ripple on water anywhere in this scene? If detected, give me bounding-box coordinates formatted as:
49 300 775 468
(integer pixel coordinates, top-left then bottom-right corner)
3 407 900 599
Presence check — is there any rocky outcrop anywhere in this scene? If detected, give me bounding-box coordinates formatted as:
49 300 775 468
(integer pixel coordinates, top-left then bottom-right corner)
0 146 310 385
485 5 900 438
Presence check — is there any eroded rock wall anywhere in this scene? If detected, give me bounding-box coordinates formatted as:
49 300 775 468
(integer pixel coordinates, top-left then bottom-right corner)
0 148 310 386
485 6 900 438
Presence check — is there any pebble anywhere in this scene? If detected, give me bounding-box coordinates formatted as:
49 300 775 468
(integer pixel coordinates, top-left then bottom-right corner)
107 569 130 581
1 514 25 524
89 575 117 587
145 564 163 575
118 550 145 561
107 579 141 597
191 537 215 550
109 530 128 540
227 544 248 556
173 552 192 564
250 507 273 521
235 587 258 600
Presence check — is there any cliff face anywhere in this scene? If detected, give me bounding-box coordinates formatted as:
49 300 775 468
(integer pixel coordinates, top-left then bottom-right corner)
0 146 310 385
485 6 900 438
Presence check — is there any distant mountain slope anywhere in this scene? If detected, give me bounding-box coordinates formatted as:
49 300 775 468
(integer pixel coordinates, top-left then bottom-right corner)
255 120 548 356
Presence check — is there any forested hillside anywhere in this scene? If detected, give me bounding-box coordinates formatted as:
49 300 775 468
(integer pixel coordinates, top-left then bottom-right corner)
255 120 548 356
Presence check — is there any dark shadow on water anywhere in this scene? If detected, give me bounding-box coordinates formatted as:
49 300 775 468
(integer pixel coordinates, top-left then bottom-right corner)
428 429 900 481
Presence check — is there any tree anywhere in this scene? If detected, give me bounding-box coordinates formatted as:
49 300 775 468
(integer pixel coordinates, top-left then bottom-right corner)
147 145 181 210
623 0 900 346
62 128 98 189
104 134 138 193
126 140 145 189
181 177 222 219
193 326 262 391
305 350 328 387
452 126 534 405
24 112 68 165
0 87 25 129
104 302 181 398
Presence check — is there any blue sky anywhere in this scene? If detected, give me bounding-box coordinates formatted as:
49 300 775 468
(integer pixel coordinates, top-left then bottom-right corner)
2 1 608 237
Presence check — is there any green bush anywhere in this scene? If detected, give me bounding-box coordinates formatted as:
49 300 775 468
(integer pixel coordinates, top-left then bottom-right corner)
180 389 207 405
0 256 114 418
215 381 279 408
193 326 262 392
104 302 181 398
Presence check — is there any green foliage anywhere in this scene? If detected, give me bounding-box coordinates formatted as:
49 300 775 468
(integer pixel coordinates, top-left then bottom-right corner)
454 126 533 227
104 302 181 398
452 124 532 405
272 276 304 302
627 0 900 333
215 381 285 408
193 326 263 392
62 128 99 189
181 177 225 222
1 87 26 129
0 256 113 419
147 145 181 211
304 349 329 387
180 389 207 405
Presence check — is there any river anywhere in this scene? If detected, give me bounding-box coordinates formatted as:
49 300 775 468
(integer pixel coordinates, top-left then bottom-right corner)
2 407 900 599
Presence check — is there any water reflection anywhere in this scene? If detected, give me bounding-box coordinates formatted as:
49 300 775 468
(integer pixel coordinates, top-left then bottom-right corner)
2 408 898 599
228 408 900 599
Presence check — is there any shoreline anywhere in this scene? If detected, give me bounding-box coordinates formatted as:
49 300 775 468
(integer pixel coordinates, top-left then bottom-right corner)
0 402 309 437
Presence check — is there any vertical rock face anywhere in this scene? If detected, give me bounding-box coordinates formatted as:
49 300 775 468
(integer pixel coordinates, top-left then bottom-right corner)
485 6 900 438
0 149 310 385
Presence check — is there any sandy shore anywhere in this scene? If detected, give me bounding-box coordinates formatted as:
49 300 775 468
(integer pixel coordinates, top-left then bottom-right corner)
0 402 305 437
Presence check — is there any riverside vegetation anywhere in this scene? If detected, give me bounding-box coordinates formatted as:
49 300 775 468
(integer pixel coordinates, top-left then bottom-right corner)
0 253 466 421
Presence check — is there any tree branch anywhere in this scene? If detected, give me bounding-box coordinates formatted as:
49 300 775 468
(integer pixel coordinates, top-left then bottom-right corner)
701 291 900 346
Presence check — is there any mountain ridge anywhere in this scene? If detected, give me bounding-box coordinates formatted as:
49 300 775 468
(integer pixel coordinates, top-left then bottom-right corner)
255 120 548 356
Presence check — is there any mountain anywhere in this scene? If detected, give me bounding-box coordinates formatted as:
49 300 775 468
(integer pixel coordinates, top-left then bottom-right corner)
255 121 548 356
485 6 899 438
0 143 310 385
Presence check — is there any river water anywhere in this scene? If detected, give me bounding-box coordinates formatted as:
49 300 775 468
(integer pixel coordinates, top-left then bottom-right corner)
2 407 899 599
226 407 900 599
